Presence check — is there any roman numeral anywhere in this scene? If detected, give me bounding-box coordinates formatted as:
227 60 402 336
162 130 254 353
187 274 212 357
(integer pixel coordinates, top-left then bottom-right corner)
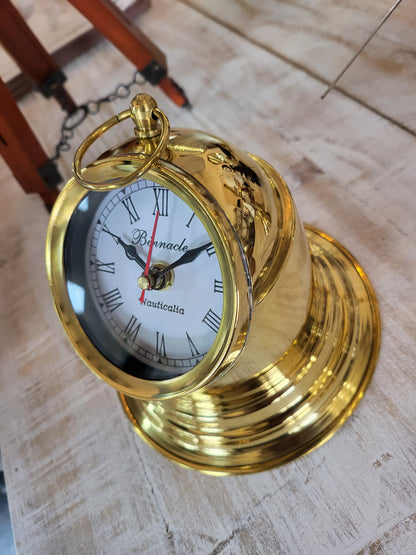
124 315 141 341
102 225 119 244
206 243 216 257
95 260 115 274
185 213 195 228
122 196 140 224
155 331 167 357
213 279 223 293
186 331 200 356
153 188 169 216
102 288 124 312
202 308 221 334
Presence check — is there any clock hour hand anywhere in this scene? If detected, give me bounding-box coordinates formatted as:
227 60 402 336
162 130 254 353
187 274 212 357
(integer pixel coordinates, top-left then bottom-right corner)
103 227 146 269
154 242 212 277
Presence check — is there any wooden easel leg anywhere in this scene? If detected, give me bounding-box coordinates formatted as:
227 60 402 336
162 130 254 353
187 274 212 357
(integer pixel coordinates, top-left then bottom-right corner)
0 78 60 209
0 0 76 113
68 0 190 107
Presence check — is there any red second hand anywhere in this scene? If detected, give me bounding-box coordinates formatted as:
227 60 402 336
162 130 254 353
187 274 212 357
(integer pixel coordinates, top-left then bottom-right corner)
140 210 160 304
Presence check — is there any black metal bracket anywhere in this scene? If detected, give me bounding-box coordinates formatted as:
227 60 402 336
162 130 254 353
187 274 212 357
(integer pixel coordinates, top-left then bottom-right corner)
38 68 77 113
140 60 167 85
38 68 67 98
37 159 62 190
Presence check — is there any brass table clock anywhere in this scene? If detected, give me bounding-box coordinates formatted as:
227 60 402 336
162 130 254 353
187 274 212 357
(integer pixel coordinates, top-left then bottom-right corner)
46 93 380 474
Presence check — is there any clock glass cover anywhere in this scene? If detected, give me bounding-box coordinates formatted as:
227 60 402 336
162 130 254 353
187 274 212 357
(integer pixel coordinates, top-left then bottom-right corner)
64 178 224 381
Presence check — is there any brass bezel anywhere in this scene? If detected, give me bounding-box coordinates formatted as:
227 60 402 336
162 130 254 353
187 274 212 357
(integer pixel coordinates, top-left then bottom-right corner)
46 156 252 400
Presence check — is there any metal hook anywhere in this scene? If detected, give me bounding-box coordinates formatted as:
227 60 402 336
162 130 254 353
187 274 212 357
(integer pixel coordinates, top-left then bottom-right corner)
72 97 170 191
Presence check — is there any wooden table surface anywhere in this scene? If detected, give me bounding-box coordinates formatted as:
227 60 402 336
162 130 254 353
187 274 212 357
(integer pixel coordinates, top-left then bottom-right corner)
1 1 415 553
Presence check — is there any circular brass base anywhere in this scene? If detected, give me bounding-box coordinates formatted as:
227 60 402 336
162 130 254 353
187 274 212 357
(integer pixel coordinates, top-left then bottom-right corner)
120 227 380 474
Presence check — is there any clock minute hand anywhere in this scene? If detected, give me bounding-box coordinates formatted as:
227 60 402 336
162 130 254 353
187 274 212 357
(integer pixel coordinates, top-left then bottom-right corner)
155 242 212 277
103 227 146 269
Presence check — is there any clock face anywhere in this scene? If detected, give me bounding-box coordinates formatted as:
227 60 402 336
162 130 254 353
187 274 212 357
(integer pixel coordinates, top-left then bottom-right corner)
64 178 224 380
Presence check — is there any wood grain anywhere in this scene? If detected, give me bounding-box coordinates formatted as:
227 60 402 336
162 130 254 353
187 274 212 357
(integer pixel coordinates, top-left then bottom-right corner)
0 0 415 553
185 0 416 134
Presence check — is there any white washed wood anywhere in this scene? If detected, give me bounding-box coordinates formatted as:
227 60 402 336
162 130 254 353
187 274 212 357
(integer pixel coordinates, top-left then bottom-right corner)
185 0 416 134
0 0 415 553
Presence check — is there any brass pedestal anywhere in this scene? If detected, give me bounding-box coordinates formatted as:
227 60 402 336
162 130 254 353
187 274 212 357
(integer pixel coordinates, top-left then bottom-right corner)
121 226 380 475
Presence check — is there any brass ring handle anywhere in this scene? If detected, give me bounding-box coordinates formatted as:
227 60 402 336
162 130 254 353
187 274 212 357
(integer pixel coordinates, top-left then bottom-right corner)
72 105 170 191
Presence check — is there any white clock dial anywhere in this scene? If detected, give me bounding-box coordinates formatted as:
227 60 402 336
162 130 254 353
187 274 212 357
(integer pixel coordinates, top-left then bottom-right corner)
84 179 224 376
